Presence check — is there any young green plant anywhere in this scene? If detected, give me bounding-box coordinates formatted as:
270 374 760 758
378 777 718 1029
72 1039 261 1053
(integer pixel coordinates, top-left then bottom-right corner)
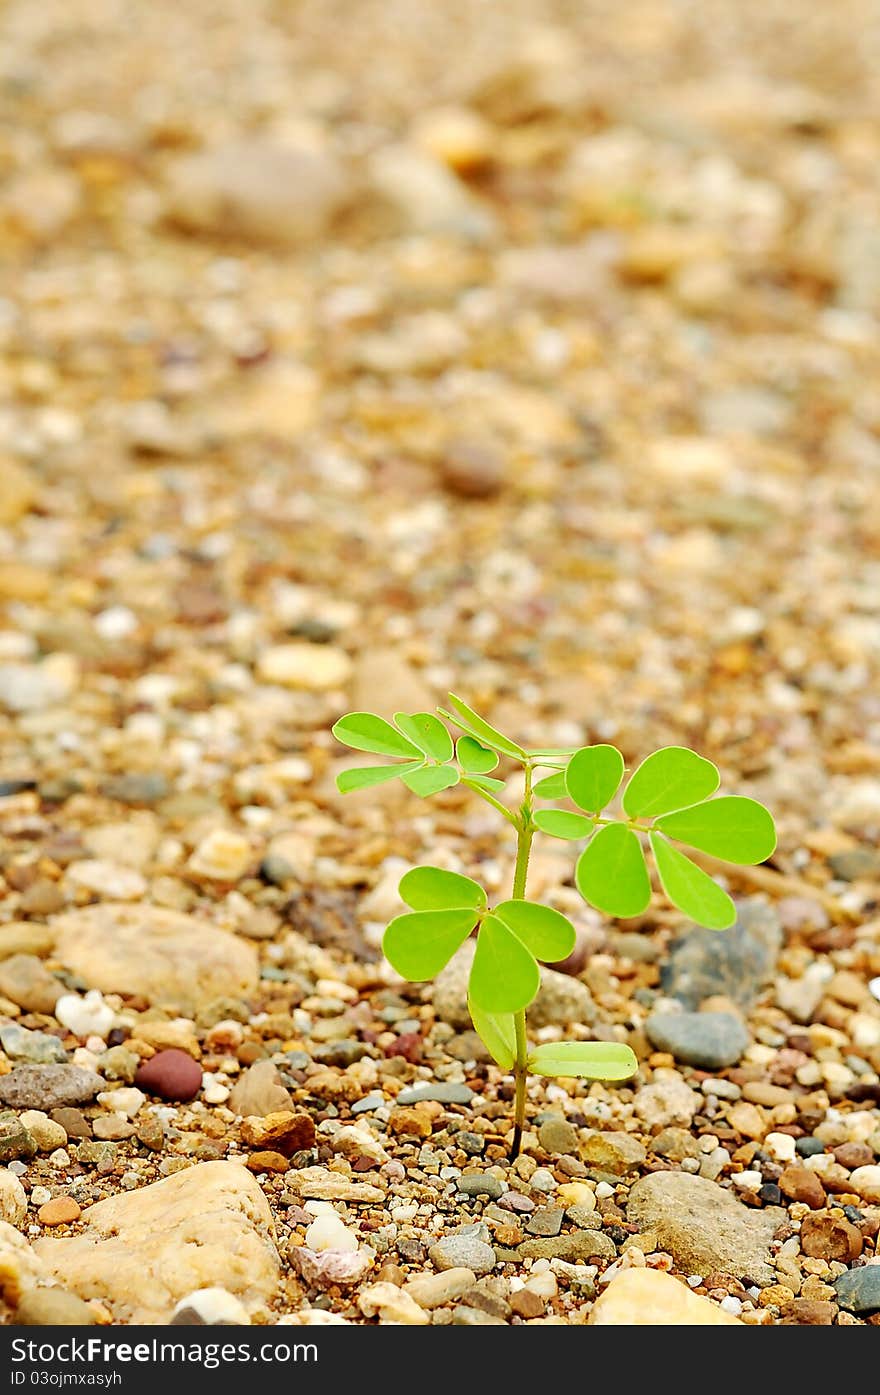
333 695 776 1158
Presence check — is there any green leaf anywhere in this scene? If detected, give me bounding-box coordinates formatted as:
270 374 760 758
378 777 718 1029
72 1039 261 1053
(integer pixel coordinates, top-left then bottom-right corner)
394 712 454 763
456 736 499 774
575 822 651 917
383 908 476 981
528 1041 638 1080
336 761 423 793
400 765 459 797
649 833 736 930
332 712 421 759
468 914 540 1013
622 746 720 819
529 748 578 759
533 809 594 840
565 745 625 814
399 865 486 912
468 997 516 1070
493 900 576 962
440 694 527 760
533 772 568 799
655 796 776 864
465 774 506 793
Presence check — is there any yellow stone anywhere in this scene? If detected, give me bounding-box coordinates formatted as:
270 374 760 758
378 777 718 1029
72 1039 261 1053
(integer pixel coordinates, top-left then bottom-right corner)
0 460 37 524
590 1268 741 1326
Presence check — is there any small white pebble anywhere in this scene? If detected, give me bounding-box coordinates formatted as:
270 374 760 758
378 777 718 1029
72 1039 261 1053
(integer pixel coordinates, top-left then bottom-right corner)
765 1132 797 1163
48 1149 69 1167
720 1296 743 1316
595 1181 615 1199
868 977 880 1003
686 1275 703 1288
30 1186 51 1207
732 1170 762 1190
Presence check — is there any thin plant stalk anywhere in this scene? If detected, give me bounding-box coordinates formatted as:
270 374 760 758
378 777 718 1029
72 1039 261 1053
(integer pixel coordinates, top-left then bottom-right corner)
509 765 534 1160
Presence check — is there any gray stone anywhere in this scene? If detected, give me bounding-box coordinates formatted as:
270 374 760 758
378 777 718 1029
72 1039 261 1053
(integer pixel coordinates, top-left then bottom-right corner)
100 773 169 805
458 1174 503 1200
645 1011 750 1070
429 1227 496 1276
828 849 880 882
0 1066 104 1110
627 1172 780 1286
0 1112 37 1162
495 1231 615 1263
834 1265 880 1313
525 1207 564 1237
397 1082 473 1106
0 1024 67 1065
660 899 781 1009
538 1115 579 1155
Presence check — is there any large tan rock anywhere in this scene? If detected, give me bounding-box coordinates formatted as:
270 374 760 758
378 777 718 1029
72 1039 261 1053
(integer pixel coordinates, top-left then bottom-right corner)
164 141 348 247
590 1268 742 1325
52 904 258 1012
35 1161 279 1323
627 1171 779 1286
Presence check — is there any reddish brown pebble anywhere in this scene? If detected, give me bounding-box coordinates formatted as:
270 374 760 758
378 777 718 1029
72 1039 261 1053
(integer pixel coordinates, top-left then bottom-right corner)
38 1197 81 1226
780 1299 837 1325
510 1289 545 1318
384 1032 422 1063
800 1212 863 1261
778 1165 826 1209
135 1049 202 1101
246 1150 289 1174
833 1142 875 1170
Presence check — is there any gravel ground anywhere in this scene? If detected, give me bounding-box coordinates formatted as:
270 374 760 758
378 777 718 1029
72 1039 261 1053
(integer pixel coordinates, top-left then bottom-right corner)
1 0 879 1327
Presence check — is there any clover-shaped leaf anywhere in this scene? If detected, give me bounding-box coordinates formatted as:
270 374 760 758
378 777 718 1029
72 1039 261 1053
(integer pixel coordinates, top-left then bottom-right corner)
399 866 486 911
332 712 422 760
565 745 625 814
469 913 540 1013
533 809 594 841
533 771 568 799
336 761 424 793
492 900 576 962
383 907 477 981
438 693 527 760
649 832 735 930
575 823 651 918
622 746 719 819
654 795 776 864
394 712 454 763
468 997 516 1070
456 736 499 774
401 765 459 796
529 1041 638 1080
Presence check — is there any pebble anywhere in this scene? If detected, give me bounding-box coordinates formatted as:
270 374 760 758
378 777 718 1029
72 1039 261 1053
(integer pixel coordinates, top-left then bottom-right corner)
358 1282 429 1325
14 1289 97 1326
0 1067 104 1111
496 1232 615 1263
634 1077 700 1128
397 1082 474 1106
458 1174 504 1200
0 924 56 960
403 1267 476 1309
0 1168 27 1225
304 1212 359 1253
627 1172 778 1285
645 1011 750 1070
849 1166 880 1204
134 1050 202 1101
537 1116 580 1155
188 829 252 881
55 990 115 1040
660 901 781 1008
0 955 62 1013
429 1228 496 1275
67 861 146 900
834 1265 880 1314
778 1165 826 1209
581 1131 646 1174
256 643 351 691
0 1024 68 1065
171 1288 250 1325
19 1111 68 1152
591 1268 740 1325
800 1213 863 1262
38 1197 82 1226
525 1207 564 1237
228 1061 293 1118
